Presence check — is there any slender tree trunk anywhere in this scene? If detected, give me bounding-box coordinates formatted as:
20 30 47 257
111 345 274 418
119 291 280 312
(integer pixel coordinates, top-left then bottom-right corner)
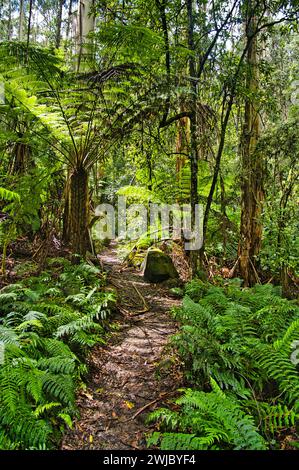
66 0 73 40
155 0 170 124
69 166 91 256
175 113 189 203
187 0 200 273
26 0 33 61
238 10 264 286
277 186 293 297
55 0 64 48
19 0 25 40
220 173 228 259
7 0 12 40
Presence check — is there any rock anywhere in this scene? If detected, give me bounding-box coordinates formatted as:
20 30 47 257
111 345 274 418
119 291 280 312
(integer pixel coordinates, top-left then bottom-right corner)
143 248 179 283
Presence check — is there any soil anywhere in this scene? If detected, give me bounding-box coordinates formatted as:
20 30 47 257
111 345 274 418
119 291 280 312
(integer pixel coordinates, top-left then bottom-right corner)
61 242 183 450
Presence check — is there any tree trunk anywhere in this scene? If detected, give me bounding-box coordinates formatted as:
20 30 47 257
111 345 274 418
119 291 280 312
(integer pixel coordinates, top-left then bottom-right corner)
19 0 25 40
62 171 71 244
155 0 170 124
238 10 264 286
175 112 189 203
7 0 12 40
66 0 74 40
55 0 64 48
69 167 91 256
26 0 34 61
187 0 200 274
220 173 228 259
10 142 28 174
77 0 95 72
277 188 292 297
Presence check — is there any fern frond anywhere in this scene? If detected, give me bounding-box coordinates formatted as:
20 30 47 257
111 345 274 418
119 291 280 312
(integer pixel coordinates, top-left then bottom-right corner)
41 373 75 405
148 386 267 450
0 187 20 202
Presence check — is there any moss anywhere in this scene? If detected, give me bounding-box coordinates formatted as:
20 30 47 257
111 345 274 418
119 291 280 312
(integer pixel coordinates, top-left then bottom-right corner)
143 249 179 283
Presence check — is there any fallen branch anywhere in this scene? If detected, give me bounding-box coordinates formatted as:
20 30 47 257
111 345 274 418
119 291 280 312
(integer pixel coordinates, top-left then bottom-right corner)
129 390 178 421
228 256 240 278
249 258 261 284
131 282 149 312
131 397 163 420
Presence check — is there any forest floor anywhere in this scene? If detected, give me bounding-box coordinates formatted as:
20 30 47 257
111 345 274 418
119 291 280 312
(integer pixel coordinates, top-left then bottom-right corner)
61 242 183 450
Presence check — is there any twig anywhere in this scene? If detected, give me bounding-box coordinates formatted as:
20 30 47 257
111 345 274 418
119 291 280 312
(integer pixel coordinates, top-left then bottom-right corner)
131 282 149 312
228 256 240 278
249 258 261 284
131 396 164 420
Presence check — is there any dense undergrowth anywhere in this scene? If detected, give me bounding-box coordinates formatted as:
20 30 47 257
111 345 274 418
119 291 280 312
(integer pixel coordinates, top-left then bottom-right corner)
0 258 115 449
148 280 299 450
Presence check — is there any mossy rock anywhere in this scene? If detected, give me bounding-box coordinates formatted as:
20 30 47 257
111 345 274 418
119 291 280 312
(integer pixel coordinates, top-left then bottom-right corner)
143 248 179 283
126 247 146 267
136 237 152 250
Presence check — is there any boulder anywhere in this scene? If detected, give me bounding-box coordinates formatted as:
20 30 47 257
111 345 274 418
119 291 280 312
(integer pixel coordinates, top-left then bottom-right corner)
143 248 179 283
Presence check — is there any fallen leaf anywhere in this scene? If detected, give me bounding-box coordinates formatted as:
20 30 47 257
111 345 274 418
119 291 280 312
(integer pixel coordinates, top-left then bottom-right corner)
124 400 135 409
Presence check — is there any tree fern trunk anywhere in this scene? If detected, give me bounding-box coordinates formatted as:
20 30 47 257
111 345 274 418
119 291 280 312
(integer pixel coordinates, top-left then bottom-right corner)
69 167 91 257
62 174 71 244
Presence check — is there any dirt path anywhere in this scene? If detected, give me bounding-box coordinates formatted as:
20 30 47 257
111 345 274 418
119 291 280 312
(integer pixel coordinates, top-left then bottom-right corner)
62 243 182 450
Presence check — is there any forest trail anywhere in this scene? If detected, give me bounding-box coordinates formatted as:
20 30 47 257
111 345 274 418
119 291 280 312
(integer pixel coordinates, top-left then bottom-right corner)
61 242 182 450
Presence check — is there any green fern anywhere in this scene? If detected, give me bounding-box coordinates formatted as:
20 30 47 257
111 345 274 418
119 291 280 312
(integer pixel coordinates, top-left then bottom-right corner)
0 187 20 202
148 383 267 450
0 259 115 449
252 342 299 405
164 282 299 449
246 401 298 435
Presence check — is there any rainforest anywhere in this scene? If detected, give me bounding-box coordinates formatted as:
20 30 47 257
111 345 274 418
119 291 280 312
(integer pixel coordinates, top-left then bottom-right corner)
0 0 298 455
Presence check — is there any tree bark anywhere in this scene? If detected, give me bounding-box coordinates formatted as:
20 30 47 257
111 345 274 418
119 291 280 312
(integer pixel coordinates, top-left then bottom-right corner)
238 8 264 286
55 0 64 48
69 166 91 256
62 170 71 244
220 173 228 259
66 0 73 40
19 0 25 40
26 0 34 61
187 0 200 274
7 0 12 40
155 0 170 125
77 0 95 72
175 113 189 203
